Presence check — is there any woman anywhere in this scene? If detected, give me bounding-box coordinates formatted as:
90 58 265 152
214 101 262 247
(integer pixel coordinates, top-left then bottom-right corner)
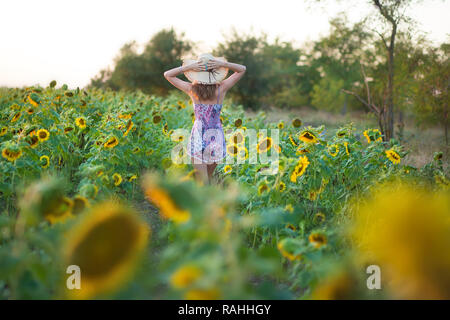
164 53 246 185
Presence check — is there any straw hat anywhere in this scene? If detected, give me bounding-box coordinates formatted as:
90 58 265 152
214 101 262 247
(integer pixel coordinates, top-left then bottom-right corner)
182 53 229 85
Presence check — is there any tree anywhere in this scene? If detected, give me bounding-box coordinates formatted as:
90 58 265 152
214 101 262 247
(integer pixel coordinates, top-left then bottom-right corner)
214 27 271 110
414 43 449 145
309 0 426 141
88 27 194 95
259 37 307 108
308 15 373 112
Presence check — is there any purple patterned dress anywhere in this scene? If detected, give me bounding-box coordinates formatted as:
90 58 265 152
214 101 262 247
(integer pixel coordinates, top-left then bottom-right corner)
187 86 227 164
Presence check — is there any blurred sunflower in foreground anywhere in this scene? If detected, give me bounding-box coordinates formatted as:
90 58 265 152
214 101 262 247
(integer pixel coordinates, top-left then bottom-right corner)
141 171 191 224
63 201 150 299
350 181 450 299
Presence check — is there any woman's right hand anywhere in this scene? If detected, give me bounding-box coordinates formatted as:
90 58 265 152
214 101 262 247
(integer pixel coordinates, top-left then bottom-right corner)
206 59 226 70
187 61 207 72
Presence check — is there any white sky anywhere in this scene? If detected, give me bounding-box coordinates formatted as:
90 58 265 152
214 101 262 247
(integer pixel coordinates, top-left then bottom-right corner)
1 0 448 89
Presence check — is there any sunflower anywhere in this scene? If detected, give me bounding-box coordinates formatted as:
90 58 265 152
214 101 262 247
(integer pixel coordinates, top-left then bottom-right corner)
234 118 242 128
277 121 284 129
2 147 22 162
146 149 154 155
277 238 302 261
177 100 186 109
363 128 383 143
298 130 318 144
296 146 310 155
64 127 74 134
132 147 140 153
289 134 298 147
284 204 294 213
309 232 327 248
27 94 39 107
144 186 190 224
290 156 310 183
257 137 273 153
128 175 138 182
142 174 191 224
40 155 50 168
286 223 297 231
385 149 401 164
45 196 74 225
336 129 347 138
27 135 39 148
104 136 119 149
72 195 90 215
63 201 149 299
327 144 339 157
292 118 302 128
308 190 318 201
344 142 351 155
313 212 326 224
237 146 248 161
278 181 286 192
75 117 87 129
11 112 21 122
27 108 34 115
170 265 202 289
258 182 269 195
229 131 245 145
162 123 169 135
226 144 239 157
170 130 186 142
112 173 123 186
173 146 188 164
118 113 132 120
123 121 134 137
351 182 450 299
0 127 7 136
223 165 232 174
36 129 50 142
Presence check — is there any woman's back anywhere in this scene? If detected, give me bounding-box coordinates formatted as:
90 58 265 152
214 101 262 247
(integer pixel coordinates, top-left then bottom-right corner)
191 85 224 106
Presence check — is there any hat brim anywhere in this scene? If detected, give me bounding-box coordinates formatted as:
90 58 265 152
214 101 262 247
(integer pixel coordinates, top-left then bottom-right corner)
182 56 229 85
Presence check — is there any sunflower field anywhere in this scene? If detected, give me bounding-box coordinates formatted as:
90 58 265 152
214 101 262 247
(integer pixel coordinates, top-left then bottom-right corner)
0 82 449 299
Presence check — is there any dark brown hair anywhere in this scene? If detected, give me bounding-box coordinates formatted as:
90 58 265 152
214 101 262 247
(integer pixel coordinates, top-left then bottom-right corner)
190 82 219 101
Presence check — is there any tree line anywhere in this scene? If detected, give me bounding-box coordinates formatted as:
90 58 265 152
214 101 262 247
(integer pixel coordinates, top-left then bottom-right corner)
89 10 448 144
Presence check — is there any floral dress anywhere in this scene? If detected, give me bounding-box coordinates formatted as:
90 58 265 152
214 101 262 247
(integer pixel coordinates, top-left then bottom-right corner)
187 86 227 163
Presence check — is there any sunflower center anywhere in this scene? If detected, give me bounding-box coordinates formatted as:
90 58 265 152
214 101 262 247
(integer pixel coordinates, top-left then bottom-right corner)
69 215 140 278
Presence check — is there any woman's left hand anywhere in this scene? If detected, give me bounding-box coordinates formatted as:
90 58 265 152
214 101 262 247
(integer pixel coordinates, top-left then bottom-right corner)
206 59 224 70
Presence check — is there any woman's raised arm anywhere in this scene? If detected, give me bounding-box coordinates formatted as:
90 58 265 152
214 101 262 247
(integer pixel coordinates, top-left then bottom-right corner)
163 61 206 93
207 60 246 92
